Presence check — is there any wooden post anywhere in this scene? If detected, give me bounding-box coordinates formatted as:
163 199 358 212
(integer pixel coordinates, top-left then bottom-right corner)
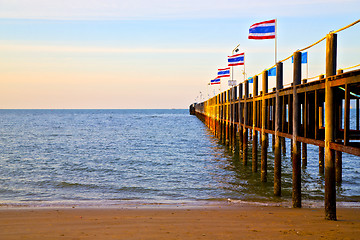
229 88 233 149
344 83 350 146
223 95 226 144
325 33 337 221
302 145 307 168
336 72 344 184
219 93 223 143
335 146 342 184
226 90 230 146
219 100 222 141
233 88 235 148
238 83 243 157
252 76 258 172
292 51 302 208
243 80 249 165
282 97 286 155
357 98 359 131
318 75 325 174
274 62 283 196
218 96 221 138
272 92 276 152
233 86 238 152
315 90 319 140
222 93 226 144
281 137 286 156
302 84 308 168
319 147 325 174
261 71 268 182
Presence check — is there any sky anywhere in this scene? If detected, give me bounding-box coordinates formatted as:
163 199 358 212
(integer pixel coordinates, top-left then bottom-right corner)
0 0 359 109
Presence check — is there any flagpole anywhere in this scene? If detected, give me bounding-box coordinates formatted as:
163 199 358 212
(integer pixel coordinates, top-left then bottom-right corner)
275 18 277 64
230 43 240 135
307 52 309 79
232 44 240 85
244 54 246 82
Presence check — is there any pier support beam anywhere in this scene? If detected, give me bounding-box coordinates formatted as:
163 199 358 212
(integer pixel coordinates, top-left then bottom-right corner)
302 88 308 168
281 98 287 156
292 51 302 208
319 146 325 174
274 62 283 196
220 93 225 144
225 90 230 146
316 80 325 174
325 33 337 220
238 83 243 157
243 80 249 165
261 71 268 182
229 93 232 149
357 98 359 131
252 76 258 172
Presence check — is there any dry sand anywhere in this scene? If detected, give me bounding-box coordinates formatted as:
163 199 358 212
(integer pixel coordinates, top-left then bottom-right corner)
1 204 359 240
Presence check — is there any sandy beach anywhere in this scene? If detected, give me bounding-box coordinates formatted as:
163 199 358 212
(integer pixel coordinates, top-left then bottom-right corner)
1 204 359 240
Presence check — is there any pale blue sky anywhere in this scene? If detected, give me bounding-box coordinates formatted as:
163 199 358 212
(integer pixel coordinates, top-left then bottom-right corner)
0 0 359 108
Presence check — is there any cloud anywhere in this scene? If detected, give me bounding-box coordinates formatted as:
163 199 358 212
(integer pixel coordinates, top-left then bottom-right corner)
0 0 357 20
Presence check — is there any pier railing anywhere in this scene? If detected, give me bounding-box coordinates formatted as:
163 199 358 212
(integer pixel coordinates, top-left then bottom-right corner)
190 20 360 220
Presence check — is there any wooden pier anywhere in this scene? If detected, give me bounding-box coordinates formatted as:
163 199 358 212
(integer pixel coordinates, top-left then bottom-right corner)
190 30 360 220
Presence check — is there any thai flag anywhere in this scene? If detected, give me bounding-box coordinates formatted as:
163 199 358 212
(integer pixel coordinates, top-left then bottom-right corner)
217 67 230 78
249 19 276 40
211 78 221 85
228 53 244 66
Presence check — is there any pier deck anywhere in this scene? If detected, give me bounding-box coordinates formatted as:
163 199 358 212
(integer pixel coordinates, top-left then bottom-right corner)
190 31 360 220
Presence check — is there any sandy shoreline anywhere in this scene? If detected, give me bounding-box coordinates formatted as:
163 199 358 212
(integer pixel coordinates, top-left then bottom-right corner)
1 203 359 240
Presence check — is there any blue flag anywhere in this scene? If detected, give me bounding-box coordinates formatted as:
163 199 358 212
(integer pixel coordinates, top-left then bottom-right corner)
268 67 276 76
248 77 253 83
292 52 307 63
302 52 308 63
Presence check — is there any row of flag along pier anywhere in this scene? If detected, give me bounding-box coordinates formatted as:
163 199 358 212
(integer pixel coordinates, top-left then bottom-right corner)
210 19 307 86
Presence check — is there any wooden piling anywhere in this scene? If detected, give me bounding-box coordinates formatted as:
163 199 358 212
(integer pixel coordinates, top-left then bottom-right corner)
243 81 249 165
335 147 342 184
318 75 325 174
238 83 243 156
357 98 359 131
325 33 337 221
344 82 350 146
319 147 325 174
226 90 230 146
233 86 238 151
220 93 224 144
272 93 276 152
292 51 302 208
229 89 233 149
261 71 268 182
232 88 236 150
274 62 283 196
252 76 258 172
302 84 308 168
281 97 286 155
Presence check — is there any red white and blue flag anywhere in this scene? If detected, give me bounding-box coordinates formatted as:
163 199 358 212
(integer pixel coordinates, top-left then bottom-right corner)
228 53 244 66
210 77 221 85
248 19 276 40
217 67 230 78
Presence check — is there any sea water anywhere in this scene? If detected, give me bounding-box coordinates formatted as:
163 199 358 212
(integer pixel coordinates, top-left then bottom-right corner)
0 109 359 207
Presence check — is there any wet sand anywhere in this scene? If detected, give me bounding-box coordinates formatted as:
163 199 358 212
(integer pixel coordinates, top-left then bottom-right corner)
1 205 359 240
